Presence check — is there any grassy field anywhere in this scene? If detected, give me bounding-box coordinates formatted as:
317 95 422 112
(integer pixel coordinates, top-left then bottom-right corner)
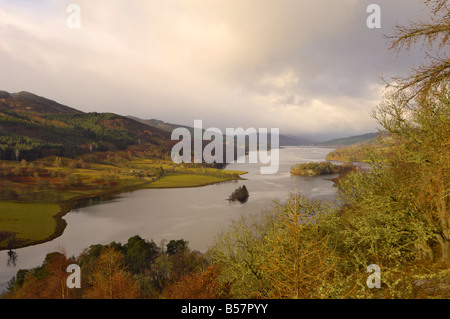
145 173 239 188
0 201 63 249
0 150 246 250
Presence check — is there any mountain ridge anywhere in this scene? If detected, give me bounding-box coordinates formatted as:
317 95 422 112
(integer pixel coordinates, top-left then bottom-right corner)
0 90 83 115
0 91 173 161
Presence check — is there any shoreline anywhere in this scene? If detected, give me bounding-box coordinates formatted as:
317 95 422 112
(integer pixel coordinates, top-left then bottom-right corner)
0 171 247 251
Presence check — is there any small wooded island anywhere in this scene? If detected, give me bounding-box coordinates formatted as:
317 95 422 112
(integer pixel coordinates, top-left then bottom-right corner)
290 161 356 177
228 185 249 203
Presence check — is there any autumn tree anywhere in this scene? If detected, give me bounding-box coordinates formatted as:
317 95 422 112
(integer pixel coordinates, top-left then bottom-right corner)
4 251 80 299
208 211 276 298
161 265 233 299
170 251 206 282
331 12 450 290
208 193 339 298
8 271 47 299
41 251 79 299
259 194 338 299
374 0 450 260
387 0 449 101
85 245 141 299
369 89 450 261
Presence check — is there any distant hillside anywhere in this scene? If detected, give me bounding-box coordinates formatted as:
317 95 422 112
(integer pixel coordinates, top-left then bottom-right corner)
279 135 316 146
325 133 392 163
0 91 83 115
0 91 172 161
130 116 314 146
316 133 378 147
127 117 199 136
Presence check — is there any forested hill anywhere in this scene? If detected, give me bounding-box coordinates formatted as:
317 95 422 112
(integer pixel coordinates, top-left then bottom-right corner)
128 117 197 135
0 91 172 161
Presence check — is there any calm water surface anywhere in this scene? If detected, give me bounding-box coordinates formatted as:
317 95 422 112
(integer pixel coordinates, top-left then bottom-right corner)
0 146 337 290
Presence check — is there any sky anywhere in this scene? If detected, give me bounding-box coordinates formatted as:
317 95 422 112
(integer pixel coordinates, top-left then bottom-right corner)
0 0 431 140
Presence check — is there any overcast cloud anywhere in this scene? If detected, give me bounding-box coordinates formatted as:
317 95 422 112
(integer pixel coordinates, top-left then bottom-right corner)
0 0 430 139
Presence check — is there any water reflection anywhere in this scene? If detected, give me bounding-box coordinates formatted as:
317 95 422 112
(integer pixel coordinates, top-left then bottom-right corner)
7 250 17 268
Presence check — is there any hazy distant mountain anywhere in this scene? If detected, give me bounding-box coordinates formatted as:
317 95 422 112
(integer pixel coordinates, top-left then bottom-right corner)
129 116 315 146
315 133 378 147
278 134 317 146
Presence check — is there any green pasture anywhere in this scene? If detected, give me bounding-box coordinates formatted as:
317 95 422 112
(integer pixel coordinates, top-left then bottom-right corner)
0 201 62 249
